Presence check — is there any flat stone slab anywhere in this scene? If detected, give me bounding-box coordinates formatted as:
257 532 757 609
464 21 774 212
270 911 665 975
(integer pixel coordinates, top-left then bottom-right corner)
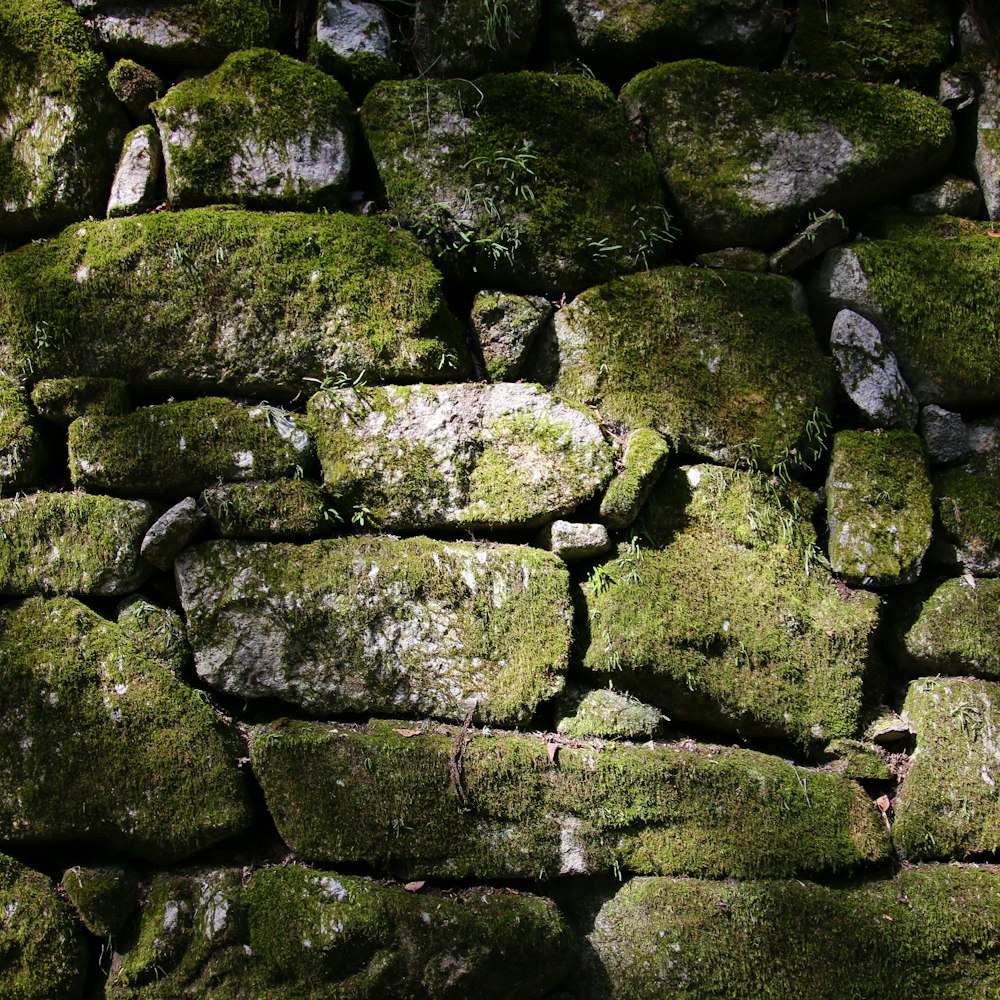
176 536 572 725
0 491 152 596
932 448 1000 575
250 720 888 879
308 383 613 532
201 479 332 539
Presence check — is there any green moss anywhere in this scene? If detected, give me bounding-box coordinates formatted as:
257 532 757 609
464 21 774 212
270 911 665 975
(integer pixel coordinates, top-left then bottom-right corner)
202 479 331 538
30 376 131 425
0 209 469 395
934 450 1000 572
824 738 893 780
555 685 662 740
0 374 44 492
599 427 672 528
107 58 162 113
117 598 192 677
61 865 138 938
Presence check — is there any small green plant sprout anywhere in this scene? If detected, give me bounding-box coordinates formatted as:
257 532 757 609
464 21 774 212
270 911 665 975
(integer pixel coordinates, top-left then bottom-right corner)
585 236 625 263
481 0 516 51
464 141 538 203
31 320 59 351
438 350 458 371
351 503 373 527
304 370 367 393
585 561 617 596
630 204 677 269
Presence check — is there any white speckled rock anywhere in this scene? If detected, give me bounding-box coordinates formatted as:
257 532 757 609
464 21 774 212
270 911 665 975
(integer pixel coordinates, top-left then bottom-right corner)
107 124 162 217
535 520 612 561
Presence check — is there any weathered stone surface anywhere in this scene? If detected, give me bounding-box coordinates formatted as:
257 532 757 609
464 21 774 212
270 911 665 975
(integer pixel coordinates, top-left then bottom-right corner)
309 0 397 99
920 405 971 463
583 466 881 746
968 415 1000 455
202 479 332 539
140 496 207 570
599 428 671 530
0 375 45 493
107 124 161 217
768 210 847 275
107 865 570 1000
582 868 1000 1000
895 677 1000 860
932 449 1000 575
62 865 138 938
555 685 662 741
620 60 954 250
812 216 1000 408
471 290 552 382
153 49 354 211
0 491 152 596
535 521 611 561
823 738 892 781
308 383 612 532
0 209 468 396
825 430 933 586
907 175 984 217
30 376 131 425
546 267 833 470
107 58 162 117
830 309 918 429
116 597 191 677
959 3 1000 222
0 0 126 241
177 536 572 725
251 720 888 878
0 596 251 862
68 397 314 495
361 73 669 293
693 246 768 271
0 854 88 998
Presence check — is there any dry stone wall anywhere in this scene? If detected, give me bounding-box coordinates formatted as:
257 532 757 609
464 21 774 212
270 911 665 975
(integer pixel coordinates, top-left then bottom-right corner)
2 0 1000 996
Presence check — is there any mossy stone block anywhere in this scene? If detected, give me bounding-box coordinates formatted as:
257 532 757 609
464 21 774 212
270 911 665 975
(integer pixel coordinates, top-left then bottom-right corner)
107 58 163 118
470 289 552 382
30 376 131 425
0 596 252 863
251 720 887 878
555 685 662 740
826 429 933 586
933 449 1000 575
895 677 1000 860
584 466 881 746
0 491 152 596
202 479 332 539
68 397 314 496
308 0 398 101
62 865 138 938
361 73 669 293
308 382 613 532
0 854 87 999
620 59 954 250
152 49 354 211
116 597 192 678
599 428 671 529
0 375 45 493
549 267 833 470
176 536 571 725
823 738 892 780
0 209 469 396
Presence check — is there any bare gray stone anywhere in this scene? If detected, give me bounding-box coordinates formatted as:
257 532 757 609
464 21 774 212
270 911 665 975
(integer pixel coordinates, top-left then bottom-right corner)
920 405 970 463
907 175 984 217
968 416 1000 455
535 520 611 561
769 210 848 274
471 290 553 381
107 124 162 217
140 496 207 570
311 0 396 97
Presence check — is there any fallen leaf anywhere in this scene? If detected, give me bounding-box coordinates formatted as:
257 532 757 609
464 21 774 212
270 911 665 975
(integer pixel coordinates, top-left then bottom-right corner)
404 881 425 892
963 571 977 589
546 742 559 765
393 729 423 738
875 795 891 814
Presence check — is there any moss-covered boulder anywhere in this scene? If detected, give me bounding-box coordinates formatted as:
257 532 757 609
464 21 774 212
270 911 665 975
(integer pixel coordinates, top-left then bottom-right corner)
30 376 131 424
583 466 881 746
825 429 933 586
309 0 397 101
106 865 570 999
0 491 152 596
933 448 1000 575
176 536 571 724
546 267 833 470
555 685 662 740
308 383 613 532
894 677 1000 860
116 597 192 678
62 865 138 938
619 60 954 250
0 209 468 396
361 73 670 293
599 428 671 529
812 216 1000 408
152 49 354 211
0 0 125 241
68 397 314 495
107 58 163 118
107 124 162 218
471 289 553 382
0 854 87 999
251 720 888 878
0 375 45 493
0 596 251 862
585 868 1000 999
202 479 332 539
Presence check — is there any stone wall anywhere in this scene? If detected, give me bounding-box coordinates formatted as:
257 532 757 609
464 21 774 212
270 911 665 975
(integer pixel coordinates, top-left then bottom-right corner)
2 0 1000 996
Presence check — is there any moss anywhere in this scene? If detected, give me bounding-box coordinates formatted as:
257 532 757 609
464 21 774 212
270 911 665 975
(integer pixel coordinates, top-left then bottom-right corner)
202 479 332 539
106 59 162 116
116 598 192 677
0 596 251 862
0 491 152 596
825 429 933 586
61 865 138 938
251 720 887 878
824 738 892 780
934 450 1000 573
30 376 131 425
599 427 672 528
0 853 87 999
553 267 834 470
555 685 663 740
151 49 354 210
0 375 45 492
0 209 469 396
68 397 315 496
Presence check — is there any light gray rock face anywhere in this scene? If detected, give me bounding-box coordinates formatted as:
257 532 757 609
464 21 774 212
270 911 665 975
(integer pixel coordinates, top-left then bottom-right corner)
907 175 984 217
310 0 396 96
0 376 46 493
555 685 662 740
969 416 1000 455
830 309 918 429
768 210 847 274
140 496 207 570
535 520 612 561
959 5 1000 221
107 123 162 217
308 383 613 532
176 536 572 725
471 290 553 382
0 492 153 596
920 405 970 463
932 449 1000 576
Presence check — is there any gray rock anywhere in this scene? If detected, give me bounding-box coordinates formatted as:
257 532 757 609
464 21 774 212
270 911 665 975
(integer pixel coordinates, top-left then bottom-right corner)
140 497 207 570
308 383 613 532
0 376 46 493
939 67 977 110
959 4 1000 221
535 520 612 561
555 685 662 740
176 536 572 725
310 0 397 97
769 210 848 275
830 309 919 429
107 124 162 217
907 175 984 217
920 405 970 463
932 449 1000 575
117 596 192 677
471 290 553 382
968 415 1000 455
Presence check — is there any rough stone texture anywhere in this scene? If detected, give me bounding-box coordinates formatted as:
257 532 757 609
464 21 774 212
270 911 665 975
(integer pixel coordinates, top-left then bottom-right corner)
0 375 46 493
0 491 152 596
555 685 662 740
546 267 833 470
895 677 1000 861
140 496 208 570
30 376 131 425
176 536 572 725
921 405 971 463
153 49 354 211
116 597 192 678
825 430 933 587
62 865 138 938
620 60 954 250
907 175 984 217
968 415 1000 455
830 309 918 429
251 720 888 878
823 738 892 781
0 210 467 396
361 73 669 293
107 124 162 217
471 290 553 381
309 0 396 99
583 466 881 746
599 428 671 530
106 865 571 1000
308 383 612 532
0 596 252 862
0 854 88 999
535 520 612 561
0 0 126 241
68 397 314 496
201 479 332 539
107 58 162 117
960 4 1000 222
769 210 848 275
932 449 1000 575
693 246 768 271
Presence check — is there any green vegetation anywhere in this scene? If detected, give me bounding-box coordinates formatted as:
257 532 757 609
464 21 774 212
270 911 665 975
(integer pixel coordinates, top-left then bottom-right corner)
934 449 1000 572
202 479 332 538
0 374 44 492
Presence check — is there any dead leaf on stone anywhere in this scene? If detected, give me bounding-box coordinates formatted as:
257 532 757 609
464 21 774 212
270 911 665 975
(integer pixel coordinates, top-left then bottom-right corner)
546 742 559 765
404 881 425 892
393 729 423 738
